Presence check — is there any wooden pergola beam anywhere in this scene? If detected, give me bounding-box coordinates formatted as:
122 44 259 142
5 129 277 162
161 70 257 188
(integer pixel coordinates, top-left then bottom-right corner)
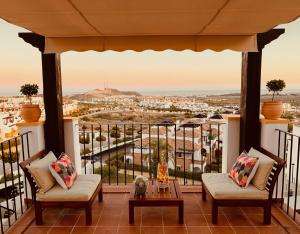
19 32 64 156
239 28 285 152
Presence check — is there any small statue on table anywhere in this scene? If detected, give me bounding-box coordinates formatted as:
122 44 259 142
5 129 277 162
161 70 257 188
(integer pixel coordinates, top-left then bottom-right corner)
134 175 148 197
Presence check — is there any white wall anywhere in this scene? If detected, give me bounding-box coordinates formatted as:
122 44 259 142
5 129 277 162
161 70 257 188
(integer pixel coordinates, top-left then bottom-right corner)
222 116 240 173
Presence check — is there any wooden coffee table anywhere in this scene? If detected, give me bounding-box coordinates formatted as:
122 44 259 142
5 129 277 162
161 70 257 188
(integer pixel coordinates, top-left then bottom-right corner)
129 179 184 224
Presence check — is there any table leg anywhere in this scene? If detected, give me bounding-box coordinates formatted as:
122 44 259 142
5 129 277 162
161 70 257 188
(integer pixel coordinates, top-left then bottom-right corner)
178 201 184 224
129 201 134 224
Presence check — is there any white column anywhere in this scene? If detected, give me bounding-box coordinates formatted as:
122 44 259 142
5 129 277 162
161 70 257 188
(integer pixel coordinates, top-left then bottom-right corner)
260 118 288 199
17 122 45 158
64 118 81 174
222 115 240 173
17 121 45 201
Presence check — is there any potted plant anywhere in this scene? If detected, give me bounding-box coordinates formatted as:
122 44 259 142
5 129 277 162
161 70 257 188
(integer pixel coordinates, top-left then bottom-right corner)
20 84 41 122
261 79 286 120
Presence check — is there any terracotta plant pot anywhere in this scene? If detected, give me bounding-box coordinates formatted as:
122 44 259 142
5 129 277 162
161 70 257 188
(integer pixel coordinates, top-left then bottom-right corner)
20 104 41 122
261 101 283 120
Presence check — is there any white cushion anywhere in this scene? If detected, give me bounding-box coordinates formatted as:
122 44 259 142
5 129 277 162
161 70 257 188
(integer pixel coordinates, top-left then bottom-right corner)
36 174 101 202
202 173 269 200
26 151 57 193
248 148 275 190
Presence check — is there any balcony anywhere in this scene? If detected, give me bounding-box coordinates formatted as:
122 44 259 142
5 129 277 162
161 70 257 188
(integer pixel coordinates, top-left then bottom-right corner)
1 1 300 232
0 120 299 233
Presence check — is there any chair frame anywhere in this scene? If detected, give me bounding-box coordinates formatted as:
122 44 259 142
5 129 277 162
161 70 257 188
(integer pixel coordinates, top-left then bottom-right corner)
19 150 103 225
202 147 285 224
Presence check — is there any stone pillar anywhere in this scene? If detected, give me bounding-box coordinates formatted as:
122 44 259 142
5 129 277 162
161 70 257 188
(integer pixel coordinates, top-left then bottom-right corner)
64 118 81 174
222 115 240 173
260 118 288 199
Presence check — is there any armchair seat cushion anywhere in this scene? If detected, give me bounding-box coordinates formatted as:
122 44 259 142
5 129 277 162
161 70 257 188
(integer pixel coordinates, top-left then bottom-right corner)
202 173 268 200
37 174 101 202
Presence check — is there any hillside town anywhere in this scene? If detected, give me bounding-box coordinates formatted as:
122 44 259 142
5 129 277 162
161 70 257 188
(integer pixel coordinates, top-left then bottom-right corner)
1 88 300 143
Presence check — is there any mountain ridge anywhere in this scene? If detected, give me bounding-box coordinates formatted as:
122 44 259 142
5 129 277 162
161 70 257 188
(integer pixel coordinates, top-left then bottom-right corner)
69 88 142 101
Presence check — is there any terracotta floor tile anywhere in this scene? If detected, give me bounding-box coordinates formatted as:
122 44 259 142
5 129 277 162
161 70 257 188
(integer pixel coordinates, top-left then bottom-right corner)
48 226 73 234
209 227 235 234
246 214 277 226
232 226 260 234
204 214 230 226
55 214 80 226
162 207 178 215
23 226 51 234
163 214 184 226
75 214 100 226
272 211 299 227
119 211 141 226
118 226 140 234
185 214 207 226
285 226 300 234
164 226 188 234
100 208 124 216
94 226 118 234
97 214 121 226
186 226 211 234
142 213 163 226
256 226 287 234
197 201 212 214
6 225 27 234
225 214 252 226
31 212 62 226
71 226 96 234
141 227 164 234
184 204 202 214
241 207 263 214
221 207 243 215
63 208 85 215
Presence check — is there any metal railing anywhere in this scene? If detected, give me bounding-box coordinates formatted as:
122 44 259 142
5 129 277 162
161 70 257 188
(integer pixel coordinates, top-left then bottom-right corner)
79 122 224 186
275 129 300 223
0 131 31 233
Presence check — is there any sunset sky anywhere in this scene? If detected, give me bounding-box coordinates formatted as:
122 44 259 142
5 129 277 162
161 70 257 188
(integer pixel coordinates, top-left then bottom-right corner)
0 18 299 95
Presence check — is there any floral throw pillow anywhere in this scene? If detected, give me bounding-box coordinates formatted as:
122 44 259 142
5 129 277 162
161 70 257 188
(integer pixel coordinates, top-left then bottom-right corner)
229 151 259 188
49 153 77 190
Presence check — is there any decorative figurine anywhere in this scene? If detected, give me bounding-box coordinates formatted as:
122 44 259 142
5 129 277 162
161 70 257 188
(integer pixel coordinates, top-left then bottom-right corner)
157 160 169 191
134 175 148 197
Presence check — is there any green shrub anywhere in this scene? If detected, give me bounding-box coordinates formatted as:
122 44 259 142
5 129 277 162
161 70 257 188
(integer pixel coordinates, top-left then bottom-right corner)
0 151 20 163
79 133 90 144
80 147 91 155
81 116 90 121
96 135 106 142
110 131 121 138
0 173 20 184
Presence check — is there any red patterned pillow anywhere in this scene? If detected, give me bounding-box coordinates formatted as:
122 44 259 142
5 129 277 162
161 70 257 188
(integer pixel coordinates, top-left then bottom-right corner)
229 151 259 188
49 153 77 190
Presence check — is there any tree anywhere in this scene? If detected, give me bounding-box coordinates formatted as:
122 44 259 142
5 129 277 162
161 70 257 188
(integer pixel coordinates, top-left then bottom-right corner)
20 84 39 104
105 153 125 169
266 79 286 101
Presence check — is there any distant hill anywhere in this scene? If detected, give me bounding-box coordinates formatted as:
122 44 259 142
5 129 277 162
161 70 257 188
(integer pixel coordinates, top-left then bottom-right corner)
70 88 142 101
